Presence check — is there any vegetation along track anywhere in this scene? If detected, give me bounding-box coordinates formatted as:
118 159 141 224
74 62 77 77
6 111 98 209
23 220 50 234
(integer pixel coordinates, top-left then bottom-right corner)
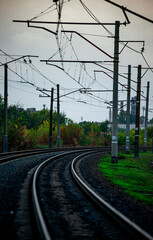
0 147 152 239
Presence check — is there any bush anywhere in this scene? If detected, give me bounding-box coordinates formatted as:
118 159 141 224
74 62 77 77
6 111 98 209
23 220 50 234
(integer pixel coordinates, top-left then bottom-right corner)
118 132 126 145
37 120 50 145
60 123 82 146
8 117 26 150
25 128 38 148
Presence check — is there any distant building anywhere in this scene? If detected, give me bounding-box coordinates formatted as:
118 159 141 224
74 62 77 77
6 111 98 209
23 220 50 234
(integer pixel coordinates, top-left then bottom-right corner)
27 108 36 113
108 123 152 130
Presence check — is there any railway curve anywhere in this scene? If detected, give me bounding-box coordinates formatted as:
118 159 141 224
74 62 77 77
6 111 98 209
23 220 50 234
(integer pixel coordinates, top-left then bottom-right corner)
0 147 153 239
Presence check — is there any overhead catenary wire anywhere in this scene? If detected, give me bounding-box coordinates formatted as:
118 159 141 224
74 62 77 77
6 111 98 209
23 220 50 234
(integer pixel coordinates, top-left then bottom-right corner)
52 26 98 87
79 0 113 36
94 63 146 99
79 0 153 69
46 1 151 97
5 1 153 119
0 53 109 108
0 49 70 93
141 53 153 74
40 1 148 104
29 4 56 21
0 46 146 109
61 94 109 109
29 0 70 21
0 55 144 110
0 50 105 106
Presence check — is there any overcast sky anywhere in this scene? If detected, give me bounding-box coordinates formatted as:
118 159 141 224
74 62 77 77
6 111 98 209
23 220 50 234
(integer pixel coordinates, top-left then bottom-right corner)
0 0 153 123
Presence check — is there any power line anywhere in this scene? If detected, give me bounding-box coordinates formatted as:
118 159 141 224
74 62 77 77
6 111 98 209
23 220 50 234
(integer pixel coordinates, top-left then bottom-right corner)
141 53 153 74
105 0 153 24
29 0 71 21
61 26 96 87
30 3 56 21
8 83 38 95
79 0 148 56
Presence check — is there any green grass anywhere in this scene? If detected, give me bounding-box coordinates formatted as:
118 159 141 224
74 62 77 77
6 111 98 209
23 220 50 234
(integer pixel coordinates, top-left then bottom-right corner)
98 151 153 205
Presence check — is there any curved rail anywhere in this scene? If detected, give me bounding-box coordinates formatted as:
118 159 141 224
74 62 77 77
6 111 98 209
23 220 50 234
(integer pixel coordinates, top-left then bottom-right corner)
0 146 108 164
0 149 55 164
32 149 95 240
71 152 153 240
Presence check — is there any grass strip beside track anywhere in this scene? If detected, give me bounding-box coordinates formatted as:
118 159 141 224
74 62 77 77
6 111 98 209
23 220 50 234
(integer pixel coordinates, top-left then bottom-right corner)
98 151 153 206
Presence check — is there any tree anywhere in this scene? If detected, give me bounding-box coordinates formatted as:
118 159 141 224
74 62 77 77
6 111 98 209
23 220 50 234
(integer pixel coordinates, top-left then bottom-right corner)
99 120 109 132
118 110 126 124
60 123 82 146
117 110 137 124
8 117 27 150
25 109 70 129
150 118 153 124
79 121 92 135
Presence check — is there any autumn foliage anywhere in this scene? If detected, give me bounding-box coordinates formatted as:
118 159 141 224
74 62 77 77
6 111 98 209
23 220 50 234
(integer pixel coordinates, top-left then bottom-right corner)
0 97 152 152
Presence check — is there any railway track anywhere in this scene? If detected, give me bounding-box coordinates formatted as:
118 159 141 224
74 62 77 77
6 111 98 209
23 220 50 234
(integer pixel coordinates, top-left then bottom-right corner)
0 146 107 163
31 150 153 240
0 147 152 239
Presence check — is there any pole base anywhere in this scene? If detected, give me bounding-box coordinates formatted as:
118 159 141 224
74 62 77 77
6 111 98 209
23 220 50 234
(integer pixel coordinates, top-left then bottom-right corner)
49 136 52 148
111 156 118 164
143 147 147 152
134 135 139 159
125 150 130 154
3 135 8 152
57 136 60 148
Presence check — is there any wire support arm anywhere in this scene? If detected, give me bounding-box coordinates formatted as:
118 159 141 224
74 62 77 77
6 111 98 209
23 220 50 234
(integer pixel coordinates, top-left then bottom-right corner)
0 55 39 67
46 63 64 71
13 20 126 25
61 30 113 59
94 66 145 98
41 60 112 63
80 89 126 93
27 21 57 35
105 0 153 24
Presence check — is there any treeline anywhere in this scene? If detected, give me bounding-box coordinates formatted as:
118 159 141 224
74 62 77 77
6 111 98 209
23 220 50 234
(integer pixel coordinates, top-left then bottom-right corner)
118 110 153 124
0 96 153 152
0 96 111 151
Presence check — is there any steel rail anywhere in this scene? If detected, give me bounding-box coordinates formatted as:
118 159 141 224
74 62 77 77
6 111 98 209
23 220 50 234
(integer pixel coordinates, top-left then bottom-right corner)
0 145 149 164
0 149 60 164
32 149 97 240
0 146 107 163
71 152 153 240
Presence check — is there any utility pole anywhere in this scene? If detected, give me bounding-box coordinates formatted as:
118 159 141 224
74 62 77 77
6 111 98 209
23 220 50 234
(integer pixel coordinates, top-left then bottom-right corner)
57 84 60 148
49 88 54 148
125 65 131 154
111 21 120 163
134 65 142 159
1 55 38 152
144 81 150 152
3 64 8 152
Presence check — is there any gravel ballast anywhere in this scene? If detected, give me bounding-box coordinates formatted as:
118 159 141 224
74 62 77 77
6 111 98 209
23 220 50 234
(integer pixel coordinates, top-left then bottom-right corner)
0 152 59 240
